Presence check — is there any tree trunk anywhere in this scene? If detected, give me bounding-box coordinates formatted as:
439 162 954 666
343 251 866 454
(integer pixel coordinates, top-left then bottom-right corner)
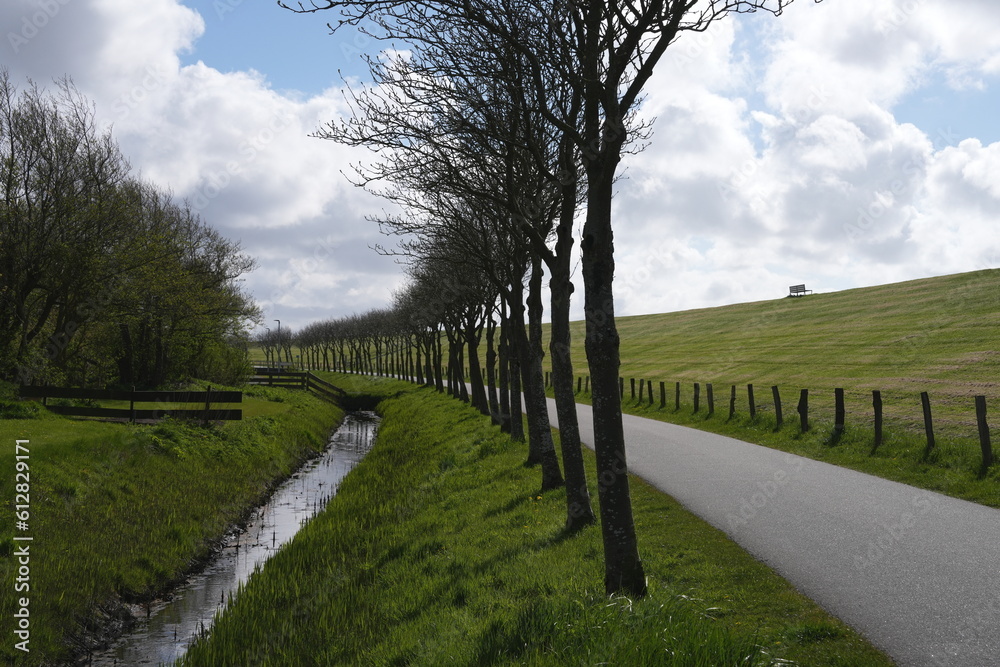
465 310 489 415
512 260 563 490
433 332 444 392
485 313 501 426
581 156 646 598
118 322 134 385
550 193 596 531
500 299 523 441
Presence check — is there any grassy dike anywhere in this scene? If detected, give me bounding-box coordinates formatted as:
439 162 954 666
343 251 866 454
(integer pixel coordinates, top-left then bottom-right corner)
181 374 892 666
533 269 1000 510
0 383 342 665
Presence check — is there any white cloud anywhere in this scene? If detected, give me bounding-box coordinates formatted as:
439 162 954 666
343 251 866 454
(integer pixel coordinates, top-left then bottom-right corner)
5 0 1000 330
2 0 404 330
603 0 1000 319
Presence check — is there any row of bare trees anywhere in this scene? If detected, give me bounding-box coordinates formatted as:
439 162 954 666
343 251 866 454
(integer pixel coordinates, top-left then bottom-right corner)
283 0 815 596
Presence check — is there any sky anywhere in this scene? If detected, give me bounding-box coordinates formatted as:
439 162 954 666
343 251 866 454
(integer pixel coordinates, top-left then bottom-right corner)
3 0 1000 334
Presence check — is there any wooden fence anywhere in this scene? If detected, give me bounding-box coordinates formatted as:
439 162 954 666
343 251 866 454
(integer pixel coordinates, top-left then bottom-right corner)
248 368 345 403
539 373 996 471
18 386 243 423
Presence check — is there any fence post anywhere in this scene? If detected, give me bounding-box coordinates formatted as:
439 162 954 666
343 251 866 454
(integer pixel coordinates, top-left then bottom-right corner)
976 396 992 469
873 390 883 451
577 376 582 394
648 380 654 407
693 383 700 413
797 389 808 433
659 381 666 409
706 383 714 416
834 388 846 437
630 378 636 400
638 378 644 402
203 386 212 427
619 377 624 399
747 384 756 419
729 385 736 420
772 386 783 427
675 381 681 411
920 391 935 456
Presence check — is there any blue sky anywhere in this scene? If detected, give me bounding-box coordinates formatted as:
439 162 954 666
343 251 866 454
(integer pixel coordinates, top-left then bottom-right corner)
4 0 1000 332
177 1 370 93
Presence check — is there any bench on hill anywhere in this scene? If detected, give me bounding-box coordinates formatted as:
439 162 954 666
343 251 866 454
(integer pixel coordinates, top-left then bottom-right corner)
789 284 813 297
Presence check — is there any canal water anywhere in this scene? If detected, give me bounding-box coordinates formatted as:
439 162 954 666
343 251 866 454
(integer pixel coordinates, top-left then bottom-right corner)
90 411 379 666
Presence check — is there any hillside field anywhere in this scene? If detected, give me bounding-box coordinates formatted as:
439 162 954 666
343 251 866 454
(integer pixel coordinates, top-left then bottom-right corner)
549 268 1000 439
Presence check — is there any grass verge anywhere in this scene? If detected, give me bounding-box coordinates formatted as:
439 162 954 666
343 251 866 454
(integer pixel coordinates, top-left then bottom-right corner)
0 381 342 665
180 374 892 666
562 386 1000 510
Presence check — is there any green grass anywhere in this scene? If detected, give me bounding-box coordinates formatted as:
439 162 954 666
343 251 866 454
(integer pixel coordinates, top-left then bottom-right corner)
532 269 1000 508
180 374 892 666
0 384 341 665
554 269 1000 439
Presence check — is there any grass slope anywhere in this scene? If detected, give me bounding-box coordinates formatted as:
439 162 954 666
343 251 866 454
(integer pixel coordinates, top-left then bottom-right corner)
558 268 1000 437
0 382 341 665
539 269 1000 509
181 374 892 666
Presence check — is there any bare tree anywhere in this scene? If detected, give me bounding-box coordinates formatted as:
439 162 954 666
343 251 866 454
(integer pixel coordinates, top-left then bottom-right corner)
282 0 816 596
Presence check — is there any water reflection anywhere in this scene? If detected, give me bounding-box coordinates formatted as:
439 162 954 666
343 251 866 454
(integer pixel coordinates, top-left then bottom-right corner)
90 411 379 666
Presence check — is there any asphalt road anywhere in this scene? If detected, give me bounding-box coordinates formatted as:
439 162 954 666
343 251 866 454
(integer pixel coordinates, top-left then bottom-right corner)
545 397 1000 667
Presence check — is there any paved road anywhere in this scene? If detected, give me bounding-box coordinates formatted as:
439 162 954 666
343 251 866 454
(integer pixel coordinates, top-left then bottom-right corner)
546 398 1000 667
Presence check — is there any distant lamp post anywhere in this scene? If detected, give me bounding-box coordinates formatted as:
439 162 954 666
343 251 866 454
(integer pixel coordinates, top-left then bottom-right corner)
275 320 283 363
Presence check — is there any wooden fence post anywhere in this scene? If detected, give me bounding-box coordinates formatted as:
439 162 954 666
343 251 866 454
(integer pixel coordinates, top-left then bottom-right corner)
203 386 212 427
747 384 756 419
705 383 715 415
772 386 783 427
693 383 700 413
976 395 992 469
834 388 845 437
619 377 624 399
872 390 883 451
675 381 681 411
659 381 666 409
630 378 636 400
577 376 582 394
797 389 809 432
729 385 736 420
921 391 935 456
638 378 644 402
647 380 653 407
